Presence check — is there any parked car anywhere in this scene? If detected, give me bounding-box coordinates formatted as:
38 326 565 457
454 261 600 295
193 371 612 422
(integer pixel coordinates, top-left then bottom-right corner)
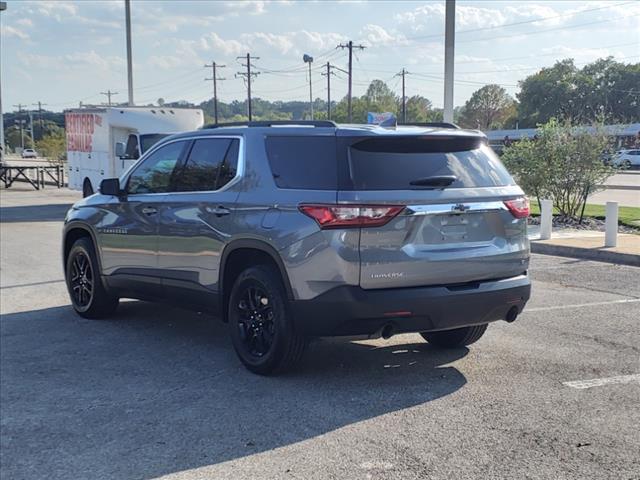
610 149 640 168
62 121 531 375
21 148 37 158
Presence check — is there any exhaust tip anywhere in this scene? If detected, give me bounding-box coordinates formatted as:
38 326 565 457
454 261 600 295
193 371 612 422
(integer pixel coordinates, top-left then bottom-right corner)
505 306 519 323
381 324 395 339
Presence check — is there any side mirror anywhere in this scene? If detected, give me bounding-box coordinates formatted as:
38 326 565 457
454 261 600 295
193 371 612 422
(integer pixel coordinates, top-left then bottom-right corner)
115 142 126 158
100 178 123 197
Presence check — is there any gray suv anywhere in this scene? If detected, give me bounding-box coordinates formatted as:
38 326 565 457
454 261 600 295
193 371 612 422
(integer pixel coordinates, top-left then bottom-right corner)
63 121 531 374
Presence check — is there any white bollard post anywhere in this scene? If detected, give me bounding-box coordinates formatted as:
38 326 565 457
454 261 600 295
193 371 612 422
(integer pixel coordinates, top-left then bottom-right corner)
605 201 618 247
540 199 553 240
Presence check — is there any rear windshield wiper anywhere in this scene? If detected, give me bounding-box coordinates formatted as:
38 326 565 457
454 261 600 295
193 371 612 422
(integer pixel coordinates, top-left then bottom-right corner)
409 175 457 188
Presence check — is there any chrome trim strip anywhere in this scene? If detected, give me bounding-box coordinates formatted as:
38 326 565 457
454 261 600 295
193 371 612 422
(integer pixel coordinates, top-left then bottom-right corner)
406 201 507 216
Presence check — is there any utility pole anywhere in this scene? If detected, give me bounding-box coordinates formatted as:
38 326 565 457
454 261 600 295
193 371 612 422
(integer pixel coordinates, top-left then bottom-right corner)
32 101 47 140
100 90 119 107
337 41 365 123
443 0 456 123
321 62 333 120
321 63 347 121
395 69 409 124
125 0 134 106
13 103 26 149
28 111 35 147
205 61 226 124
236 53 260 121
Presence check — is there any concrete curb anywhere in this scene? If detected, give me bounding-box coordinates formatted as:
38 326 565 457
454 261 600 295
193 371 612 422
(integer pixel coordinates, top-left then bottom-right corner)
531 241 640 267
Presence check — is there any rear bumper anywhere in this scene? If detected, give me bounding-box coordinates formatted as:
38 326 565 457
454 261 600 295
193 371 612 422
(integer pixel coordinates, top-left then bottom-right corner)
291 274 531 337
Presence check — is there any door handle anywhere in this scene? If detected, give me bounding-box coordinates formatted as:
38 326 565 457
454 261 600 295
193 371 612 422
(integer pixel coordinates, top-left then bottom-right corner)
206 205 231 217
142 206 158 216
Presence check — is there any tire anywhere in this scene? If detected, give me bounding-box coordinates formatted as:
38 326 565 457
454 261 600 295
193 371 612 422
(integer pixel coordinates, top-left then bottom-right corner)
82 179 94 198
65 237 118 319
420 324 488 348
228 265 306 375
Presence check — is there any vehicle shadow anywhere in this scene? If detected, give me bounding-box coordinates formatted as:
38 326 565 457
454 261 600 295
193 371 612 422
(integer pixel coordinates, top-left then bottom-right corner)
0 203 72 223
1 301 469 480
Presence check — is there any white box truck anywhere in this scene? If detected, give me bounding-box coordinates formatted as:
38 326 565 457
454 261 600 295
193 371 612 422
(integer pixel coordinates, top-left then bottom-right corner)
65 107 204 196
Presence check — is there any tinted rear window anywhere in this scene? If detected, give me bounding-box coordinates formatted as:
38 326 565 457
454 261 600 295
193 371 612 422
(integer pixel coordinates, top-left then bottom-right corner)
265 136 337 190
346 136 513 190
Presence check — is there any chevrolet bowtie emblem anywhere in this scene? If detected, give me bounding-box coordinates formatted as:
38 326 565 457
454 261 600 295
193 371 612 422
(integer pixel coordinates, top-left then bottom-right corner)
452 203 470 212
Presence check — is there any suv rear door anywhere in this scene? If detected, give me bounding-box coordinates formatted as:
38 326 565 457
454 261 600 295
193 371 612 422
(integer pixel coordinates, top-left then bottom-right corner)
156 135 242 308
336 132 529 289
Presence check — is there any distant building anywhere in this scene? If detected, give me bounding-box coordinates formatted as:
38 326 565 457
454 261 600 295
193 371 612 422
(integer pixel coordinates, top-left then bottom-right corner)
486 123 640 152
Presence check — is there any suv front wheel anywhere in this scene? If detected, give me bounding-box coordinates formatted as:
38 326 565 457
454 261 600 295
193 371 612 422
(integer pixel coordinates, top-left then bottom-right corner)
228 265 306 375
420 324 488 348
66 237 119 319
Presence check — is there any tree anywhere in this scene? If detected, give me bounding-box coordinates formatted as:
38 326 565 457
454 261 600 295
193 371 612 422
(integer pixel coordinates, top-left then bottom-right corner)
501 118 616 219
458 84 515 130
36 131 67 164
517 58 640 126
404 95 433 123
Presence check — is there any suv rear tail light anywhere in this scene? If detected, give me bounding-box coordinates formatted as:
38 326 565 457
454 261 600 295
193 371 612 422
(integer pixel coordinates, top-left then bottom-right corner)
504 197 530 219
299 204 404 229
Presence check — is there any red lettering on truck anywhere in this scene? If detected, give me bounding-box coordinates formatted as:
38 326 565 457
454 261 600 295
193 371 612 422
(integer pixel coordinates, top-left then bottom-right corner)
65 113 96 152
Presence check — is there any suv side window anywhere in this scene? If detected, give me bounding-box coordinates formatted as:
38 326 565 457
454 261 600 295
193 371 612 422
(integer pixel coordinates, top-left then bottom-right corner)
127 141 186 195
265 136 337 190
173 138 239 192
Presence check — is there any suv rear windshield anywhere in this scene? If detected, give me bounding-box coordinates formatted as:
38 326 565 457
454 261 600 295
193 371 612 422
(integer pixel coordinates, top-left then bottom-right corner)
265 136 336 190
345 136 514 190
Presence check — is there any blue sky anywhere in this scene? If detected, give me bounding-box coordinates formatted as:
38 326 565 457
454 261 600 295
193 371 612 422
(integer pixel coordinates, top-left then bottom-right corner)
2 0 639 112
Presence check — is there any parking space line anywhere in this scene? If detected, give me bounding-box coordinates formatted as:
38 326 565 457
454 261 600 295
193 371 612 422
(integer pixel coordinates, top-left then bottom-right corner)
524 298 640 312
563 374 640 389
0 279 65 290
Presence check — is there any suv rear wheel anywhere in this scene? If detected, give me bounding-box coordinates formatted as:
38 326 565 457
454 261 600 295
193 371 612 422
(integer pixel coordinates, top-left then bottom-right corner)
420 324 488 348
228 265 306 375
66 237 119 319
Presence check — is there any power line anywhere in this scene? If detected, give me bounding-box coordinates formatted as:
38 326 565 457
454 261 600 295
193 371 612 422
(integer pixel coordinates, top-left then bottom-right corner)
402 1 634 41
205 61 226 125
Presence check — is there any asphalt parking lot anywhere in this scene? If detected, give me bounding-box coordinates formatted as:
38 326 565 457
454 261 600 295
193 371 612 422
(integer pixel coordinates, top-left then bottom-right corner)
1 188 639 480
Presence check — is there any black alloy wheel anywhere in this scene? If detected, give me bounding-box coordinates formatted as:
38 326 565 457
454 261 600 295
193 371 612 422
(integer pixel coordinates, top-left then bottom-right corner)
228 265 306 375
65 237 118 319
69 250 94 308
236 284 276 358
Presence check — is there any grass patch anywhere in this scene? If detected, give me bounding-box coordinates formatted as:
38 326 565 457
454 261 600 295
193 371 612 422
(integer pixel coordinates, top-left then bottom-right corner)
529 203 640 229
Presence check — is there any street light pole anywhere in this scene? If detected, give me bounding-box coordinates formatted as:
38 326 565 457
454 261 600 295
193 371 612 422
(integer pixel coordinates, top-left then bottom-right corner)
443 0 455 123
303 54 314 120
125 0 134 106
0 1 7 158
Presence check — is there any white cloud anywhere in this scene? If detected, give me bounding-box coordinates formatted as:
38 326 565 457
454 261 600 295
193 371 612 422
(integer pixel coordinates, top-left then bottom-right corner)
148 55 185 69
359 24 407 46
224 1 268 16
20 50 125 71
2 26 30 40
16 18 34 27
201 33 249 56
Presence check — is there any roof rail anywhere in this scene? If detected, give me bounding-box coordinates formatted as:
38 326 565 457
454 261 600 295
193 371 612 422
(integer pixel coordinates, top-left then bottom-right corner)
203 120 337 129
400 122 460 129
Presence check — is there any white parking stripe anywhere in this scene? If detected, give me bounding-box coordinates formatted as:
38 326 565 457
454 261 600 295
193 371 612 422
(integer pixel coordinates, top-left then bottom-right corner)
563 374 640 389
524 298 640 312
